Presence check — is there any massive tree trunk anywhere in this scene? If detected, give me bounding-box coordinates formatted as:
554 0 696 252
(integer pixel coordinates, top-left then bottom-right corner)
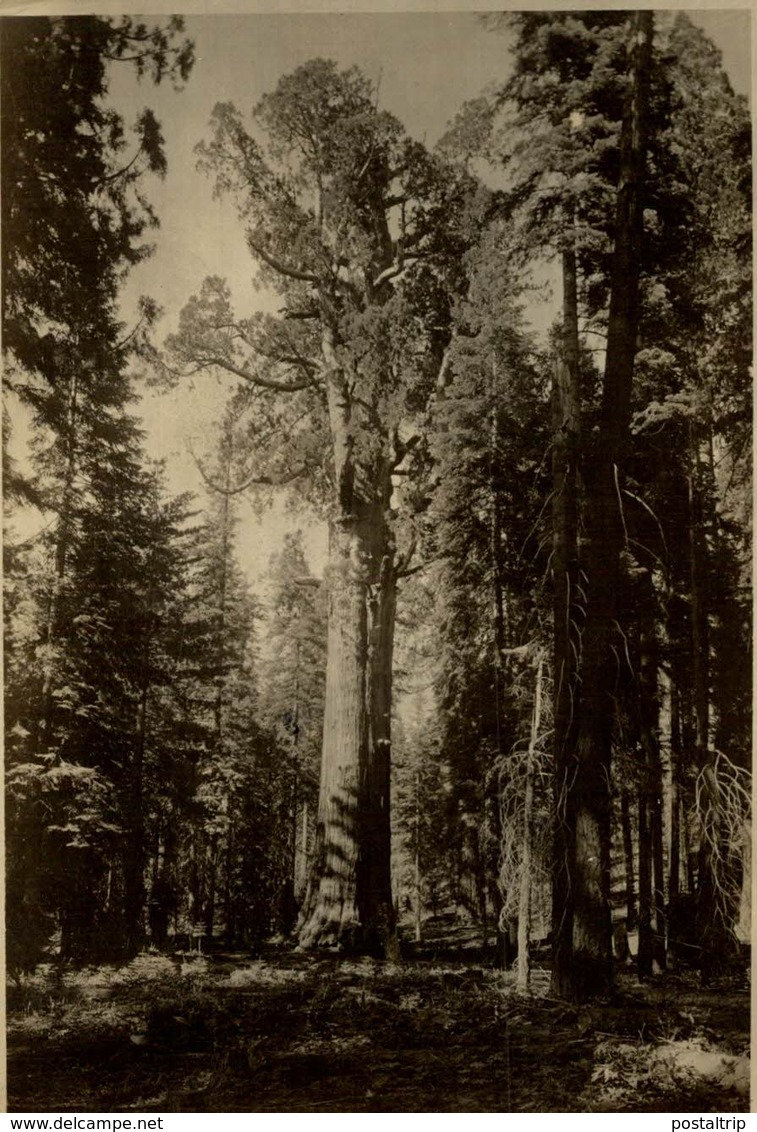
297 502 397 954
556 11 653 1001
297 517 367 947
298 336 397 954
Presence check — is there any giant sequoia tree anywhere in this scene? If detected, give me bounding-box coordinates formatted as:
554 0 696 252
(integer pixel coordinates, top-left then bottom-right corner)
4 13 749 1003
162 60 480 954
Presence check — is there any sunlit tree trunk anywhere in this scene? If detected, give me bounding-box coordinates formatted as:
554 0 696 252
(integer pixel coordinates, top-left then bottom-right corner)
298 339 397 953
362 534 400 959
298 500 397 954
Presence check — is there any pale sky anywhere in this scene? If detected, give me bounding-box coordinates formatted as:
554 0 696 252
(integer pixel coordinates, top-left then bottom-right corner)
6 9 752 587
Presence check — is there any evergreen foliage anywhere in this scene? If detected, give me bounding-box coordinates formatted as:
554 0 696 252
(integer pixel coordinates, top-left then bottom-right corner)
2 15 750 1003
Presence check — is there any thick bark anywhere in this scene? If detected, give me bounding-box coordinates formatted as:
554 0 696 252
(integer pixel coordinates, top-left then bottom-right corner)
297 518 366 947
297 320 398 956
297 502 397 955
361 540 400 958
296 799 309 900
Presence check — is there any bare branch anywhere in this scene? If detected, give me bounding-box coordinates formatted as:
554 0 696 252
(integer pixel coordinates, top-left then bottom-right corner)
283 308 319 321
194 448 308 496
372 252 425 289
247 236 320 285
199 354 314 393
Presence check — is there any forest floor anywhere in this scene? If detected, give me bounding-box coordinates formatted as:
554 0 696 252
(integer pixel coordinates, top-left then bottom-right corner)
7 920 752 1113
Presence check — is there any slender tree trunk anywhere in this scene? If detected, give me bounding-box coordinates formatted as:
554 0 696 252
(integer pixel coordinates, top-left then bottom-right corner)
637 783 653 976
661 664 681 967
477 844 489 953
489 368 511 968
280 643 299 932
224 817 235 944
37 372 78 753
688 435 723 979
550 240 582 997
204 836 218 941
518 657 543 991
651 759 667 971
123 676 149 957
559 11 653 1002
637 587 666 975
148 830 171 950
188 837 201 933
414 768 422 943
620 788 637 937
679 678 698 901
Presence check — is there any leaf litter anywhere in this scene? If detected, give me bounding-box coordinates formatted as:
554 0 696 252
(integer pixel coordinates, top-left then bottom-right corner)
7 949 750 1113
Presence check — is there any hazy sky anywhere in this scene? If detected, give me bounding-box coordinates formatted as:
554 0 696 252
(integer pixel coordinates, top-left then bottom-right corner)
8 9 752 587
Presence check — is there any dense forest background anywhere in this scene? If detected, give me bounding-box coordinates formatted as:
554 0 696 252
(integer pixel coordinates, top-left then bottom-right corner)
3 6 751 1032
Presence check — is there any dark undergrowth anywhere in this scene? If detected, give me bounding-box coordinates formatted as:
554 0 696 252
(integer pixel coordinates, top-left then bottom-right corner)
7 939 751 1113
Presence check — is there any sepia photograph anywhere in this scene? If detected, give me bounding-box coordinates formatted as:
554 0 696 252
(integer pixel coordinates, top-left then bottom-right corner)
2 5 752 1113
